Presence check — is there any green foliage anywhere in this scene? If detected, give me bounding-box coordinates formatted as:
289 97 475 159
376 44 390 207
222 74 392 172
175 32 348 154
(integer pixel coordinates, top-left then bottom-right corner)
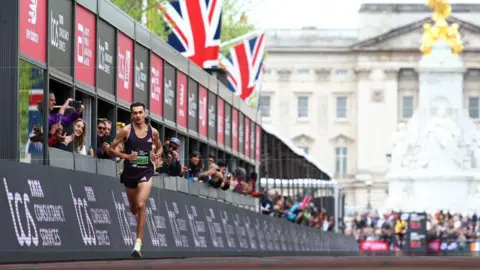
220 0 255 50
19 61 33 149
110 0 173 40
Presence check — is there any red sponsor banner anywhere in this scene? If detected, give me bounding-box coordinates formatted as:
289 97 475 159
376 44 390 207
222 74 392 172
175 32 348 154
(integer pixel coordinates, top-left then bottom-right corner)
176 71 188 128
20 0 47 62
150 53 163 117
75 4 96 86
359 241 389 251
244 118 250 157
198 86 208 137
232 108 238 152
427 239 441 252
217 97 224 145
117 32 133 103
256 125 261 161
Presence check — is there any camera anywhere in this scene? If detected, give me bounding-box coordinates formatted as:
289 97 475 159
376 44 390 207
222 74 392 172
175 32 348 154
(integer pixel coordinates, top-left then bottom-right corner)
226 174 233 180
69 100 82 110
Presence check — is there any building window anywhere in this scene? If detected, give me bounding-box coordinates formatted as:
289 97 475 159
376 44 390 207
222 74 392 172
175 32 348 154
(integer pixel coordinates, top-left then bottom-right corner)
299 147 309 155
260 95 271 117
402 96 414 119
335 70 348 76
297 96 309 119
297 69 310 75
469 97 479 119
400 69 415 77
336 96 347 119
335 147 348 176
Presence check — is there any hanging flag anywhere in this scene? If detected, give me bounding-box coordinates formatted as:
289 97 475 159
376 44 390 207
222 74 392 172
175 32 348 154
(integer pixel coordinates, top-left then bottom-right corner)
220 32 266 101
246 64 265 110
158 0 223 69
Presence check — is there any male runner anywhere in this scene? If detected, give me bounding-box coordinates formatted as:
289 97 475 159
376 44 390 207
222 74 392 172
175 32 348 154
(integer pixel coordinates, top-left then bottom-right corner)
107 102 162 258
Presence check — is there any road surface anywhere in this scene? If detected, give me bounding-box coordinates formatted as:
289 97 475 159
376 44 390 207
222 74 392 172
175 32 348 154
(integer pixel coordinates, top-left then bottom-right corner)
1 256 480 269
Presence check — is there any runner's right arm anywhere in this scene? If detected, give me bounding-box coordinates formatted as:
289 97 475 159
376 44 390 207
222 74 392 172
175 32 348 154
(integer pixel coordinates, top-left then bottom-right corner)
107 126 130 160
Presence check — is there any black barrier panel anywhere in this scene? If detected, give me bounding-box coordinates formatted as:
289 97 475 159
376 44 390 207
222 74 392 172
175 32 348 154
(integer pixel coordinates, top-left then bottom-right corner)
224 103 232 148
250 120 255 160
188 78 198 132
97 19 116 95
208 92 216 141
49 0 73 76
405 212 427 253
164 62 176 123
134 43 149 105
238 113 245 155
0 160 358 263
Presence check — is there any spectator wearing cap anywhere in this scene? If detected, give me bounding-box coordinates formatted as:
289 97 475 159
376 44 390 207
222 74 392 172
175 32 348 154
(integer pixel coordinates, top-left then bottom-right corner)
185 151 203 181
157 137 182 177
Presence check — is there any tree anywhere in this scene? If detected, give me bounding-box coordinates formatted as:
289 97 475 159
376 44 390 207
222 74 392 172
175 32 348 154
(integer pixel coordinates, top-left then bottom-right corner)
110 0 173 40
220 0 255 48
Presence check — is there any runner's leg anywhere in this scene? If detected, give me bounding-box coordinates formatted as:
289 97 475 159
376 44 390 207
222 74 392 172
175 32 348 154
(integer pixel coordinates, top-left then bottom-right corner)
125 187 138 215
135 179 152 242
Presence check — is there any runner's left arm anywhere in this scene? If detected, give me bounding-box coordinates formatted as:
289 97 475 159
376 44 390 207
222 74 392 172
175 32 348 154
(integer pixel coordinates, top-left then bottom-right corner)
152 128 163 158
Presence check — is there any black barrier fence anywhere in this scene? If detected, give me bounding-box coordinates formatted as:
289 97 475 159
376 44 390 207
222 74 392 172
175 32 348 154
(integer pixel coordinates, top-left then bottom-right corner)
0 160 358 263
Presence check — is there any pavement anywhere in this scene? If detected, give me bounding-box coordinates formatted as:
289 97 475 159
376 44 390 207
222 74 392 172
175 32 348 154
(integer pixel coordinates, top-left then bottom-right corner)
2 256 480 270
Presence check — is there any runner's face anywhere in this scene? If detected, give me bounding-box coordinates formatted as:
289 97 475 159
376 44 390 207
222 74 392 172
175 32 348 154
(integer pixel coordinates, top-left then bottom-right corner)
131 106 145 124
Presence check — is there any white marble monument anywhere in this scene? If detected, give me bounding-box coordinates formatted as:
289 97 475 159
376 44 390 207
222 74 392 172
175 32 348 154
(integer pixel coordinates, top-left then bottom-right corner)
385 0 480 214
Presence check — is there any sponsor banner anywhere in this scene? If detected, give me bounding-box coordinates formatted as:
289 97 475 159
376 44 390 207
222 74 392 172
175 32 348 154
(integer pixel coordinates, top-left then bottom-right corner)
208 92 216 141
224 104 232 148
133 43 149 106
198 86 208 137
117 32 133 103
187 79 198 132
255 125 261 162
176 72 187 128
250 121 255 160
0 160 357 263
97 19 115 95
405 212 427 253
217 98 224 145
232 108 238 152
244 118 250 157
75 4 96 87
359 241 389 252
163 62 176 123
20 0 47 63
150 53 163 117
49 0 73 76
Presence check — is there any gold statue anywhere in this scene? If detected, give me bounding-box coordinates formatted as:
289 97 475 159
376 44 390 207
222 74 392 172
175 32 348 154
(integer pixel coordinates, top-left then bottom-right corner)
420 0 464 55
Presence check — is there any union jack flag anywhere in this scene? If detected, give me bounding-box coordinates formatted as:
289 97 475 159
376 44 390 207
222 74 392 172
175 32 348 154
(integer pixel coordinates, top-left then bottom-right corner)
220 33 266 101
158 0 223 68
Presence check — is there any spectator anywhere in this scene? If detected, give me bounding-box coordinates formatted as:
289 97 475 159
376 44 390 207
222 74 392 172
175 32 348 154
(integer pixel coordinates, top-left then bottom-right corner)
217 161 232 191
185 151 202 181
41 94 82 130
96 120 111 159
48 123 74 151
233 167 251 195
261 189 276 216
395 216 406 248
104 120 112 136
157 138 182 176
208 153 215 165
72 119 88 155
202 163 229 190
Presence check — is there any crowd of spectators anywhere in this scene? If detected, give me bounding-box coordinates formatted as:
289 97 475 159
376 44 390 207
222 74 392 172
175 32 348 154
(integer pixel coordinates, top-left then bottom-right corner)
259 188 336 231
32 93 259 196
346 210 480 251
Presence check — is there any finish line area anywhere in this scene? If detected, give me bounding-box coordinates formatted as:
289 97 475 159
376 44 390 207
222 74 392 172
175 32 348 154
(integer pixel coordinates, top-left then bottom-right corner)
2 257 480 270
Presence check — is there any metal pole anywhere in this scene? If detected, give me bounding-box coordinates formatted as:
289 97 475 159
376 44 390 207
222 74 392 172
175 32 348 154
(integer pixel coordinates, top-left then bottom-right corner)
334 183 339 233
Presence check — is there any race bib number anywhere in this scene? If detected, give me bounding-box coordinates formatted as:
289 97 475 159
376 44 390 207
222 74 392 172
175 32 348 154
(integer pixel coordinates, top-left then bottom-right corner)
132 151 150 166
